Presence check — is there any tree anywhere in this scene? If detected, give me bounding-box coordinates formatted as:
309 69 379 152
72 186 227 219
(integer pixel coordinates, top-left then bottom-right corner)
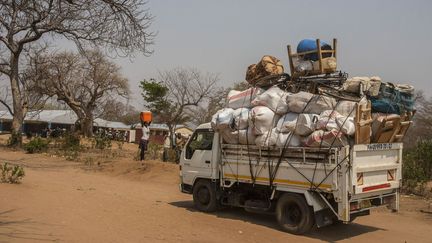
99 99 140 125
140 68 218 147
187 80 251 126
31 50 129 137
0 0 154 145
404 92 432 147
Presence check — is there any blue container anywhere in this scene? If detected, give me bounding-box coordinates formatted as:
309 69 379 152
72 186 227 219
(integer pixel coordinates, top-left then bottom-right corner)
297 39 332 61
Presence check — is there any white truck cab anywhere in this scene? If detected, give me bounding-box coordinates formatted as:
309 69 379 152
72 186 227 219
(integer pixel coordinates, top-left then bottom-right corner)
180 123 401 234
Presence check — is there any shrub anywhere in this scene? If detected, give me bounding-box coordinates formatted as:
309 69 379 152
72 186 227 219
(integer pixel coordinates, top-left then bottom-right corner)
60 132 81 160
1 162 25 184
7 132 21 147
24 137 49 153
93 133 112 150
147 143 162 160
62 132 81 150
402 139 432 193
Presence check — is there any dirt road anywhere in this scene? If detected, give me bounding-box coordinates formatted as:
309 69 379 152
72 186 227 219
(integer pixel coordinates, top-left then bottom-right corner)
1 148 432 243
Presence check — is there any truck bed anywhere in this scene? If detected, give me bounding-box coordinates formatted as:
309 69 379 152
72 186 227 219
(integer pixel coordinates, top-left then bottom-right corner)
220 143 402 221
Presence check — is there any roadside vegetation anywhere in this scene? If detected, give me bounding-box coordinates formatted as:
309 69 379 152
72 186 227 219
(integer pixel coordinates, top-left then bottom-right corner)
1 162 25 184
402 139 432 196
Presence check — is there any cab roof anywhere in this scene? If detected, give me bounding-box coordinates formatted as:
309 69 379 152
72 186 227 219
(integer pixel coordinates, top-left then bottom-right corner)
196 123 212 130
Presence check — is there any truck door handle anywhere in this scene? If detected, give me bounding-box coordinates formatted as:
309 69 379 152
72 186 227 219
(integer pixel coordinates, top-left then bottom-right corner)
205 160 210 164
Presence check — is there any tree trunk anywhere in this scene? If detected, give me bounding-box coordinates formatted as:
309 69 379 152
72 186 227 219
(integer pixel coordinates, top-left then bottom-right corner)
81 116 93 137
9 53 26 146
69 106 93 137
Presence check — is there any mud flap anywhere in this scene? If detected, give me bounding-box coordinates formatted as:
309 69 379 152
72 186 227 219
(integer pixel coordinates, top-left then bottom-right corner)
314 208 335 228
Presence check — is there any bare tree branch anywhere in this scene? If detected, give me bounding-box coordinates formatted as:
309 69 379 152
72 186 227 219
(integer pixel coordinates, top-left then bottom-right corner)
29 50 130 136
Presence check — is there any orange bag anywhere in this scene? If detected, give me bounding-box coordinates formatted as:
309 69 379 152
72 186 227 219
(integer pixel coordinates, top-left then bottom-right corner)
140 111 152 123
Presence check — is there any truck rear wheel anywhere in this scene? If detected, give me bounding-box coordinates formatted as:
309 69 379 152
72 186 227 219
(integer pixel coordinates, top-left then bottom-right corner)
276 193 314 235
193 180 218 212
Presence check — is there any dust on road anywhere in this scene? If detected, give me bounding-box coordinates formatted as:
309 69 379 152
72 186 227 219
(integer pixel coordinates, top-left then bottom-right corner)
0 146 431 243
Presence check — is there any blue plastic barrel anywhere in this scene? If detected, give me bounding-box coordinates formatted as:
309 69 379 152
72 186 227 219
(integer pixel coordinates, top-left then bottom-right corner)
297 39 332 61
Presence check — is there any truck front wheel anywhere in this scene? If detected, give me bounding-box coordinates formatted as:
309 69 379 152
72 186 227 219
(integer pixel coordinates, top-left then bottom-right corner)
193 179 218 212
276 193 314 235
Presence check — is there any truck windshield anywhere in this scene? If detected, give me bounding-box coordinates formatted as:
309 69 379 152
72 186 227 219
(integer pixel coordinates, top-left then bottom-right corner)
185 130 214 159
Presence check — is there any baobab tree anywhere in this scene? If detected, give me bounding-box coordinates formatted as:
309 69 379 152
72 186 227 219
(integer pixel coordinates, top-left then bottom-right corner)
30 50 129 137
0 0 154 145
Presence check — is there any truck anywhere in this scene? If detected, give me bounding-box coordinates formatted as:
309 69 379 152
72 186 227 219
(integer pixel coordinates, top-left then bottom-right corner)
179 123 402 234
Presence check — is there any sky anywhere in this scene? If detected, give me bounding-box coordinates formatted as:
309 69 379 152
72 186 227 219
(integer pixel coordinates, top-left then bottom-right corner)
113 0 432 109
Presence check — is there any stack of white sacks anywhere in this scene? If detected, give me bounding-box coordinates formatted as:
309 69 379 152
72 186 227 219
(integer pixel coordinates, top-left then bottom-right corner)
211 86 360 148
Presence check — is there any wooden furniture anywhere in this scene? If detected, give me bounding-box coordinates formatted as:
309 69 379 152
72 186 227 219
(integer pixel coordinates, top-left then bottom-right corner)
355 101 373 144
372 111 415 143
287 38 337 79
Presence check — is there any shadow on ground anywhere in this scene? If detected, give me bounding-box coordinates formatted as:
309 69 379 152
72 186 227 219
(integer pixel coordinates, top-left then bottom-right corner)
0 209 60 242
169 200 384 242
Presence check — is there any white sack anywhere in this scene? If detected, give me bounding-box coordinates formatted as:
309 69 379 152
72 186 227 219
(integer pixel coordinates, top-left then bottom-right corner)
251 86 289 114
276 113 317 136
255 128 278 147
250 106 279 135
303 130 349 147
342 76 381 97
335 97 367 117
286 92 336 114
210 108 234 130
221 130 239 144
227 87 264 109
276 113 298 133
336 116 355 136
316 110 355 136
238 127 256 145
276 132 302 147
232 108 250 130
296 114 319 136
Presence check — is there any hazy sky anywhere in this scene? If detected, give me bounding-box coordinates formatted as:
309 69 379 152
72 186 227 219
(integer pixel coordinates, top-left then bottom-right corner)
3 0 429 110
116 0 432 108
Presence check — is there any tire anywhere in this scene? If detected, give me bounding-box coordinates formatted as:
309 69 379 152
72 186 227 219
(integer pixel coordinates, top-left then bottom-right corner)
276 193 314 235
193 179 218 212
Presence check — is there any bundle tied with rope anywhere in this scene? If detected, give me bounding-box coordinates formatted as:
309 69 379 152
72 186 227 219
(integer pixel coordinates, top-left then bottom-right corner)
212 53 415 191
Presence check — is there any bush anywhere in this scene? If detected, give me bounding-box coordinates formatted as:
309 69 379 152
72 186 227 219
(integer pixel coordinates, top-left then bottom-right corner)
60 132 81 160
7 132 21 147
403 139 432 193
24 137 49 153
61 132 81 150
147 143 162 160
93 133 112 150
1 162 25 184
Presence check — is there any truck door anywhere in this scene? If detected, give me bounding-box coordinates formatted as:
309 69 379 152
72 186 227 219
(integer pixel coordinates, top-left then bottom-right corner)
181 129 214 185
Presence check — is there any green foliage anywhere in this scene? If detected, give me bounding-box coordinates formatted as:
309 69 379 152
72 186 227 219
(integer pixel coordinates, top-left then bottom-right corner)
147 143 162 160
24 137 49 153
93 133 112 150
60 132 81 160
61 132 81 150
7 132 21 147
1 162 25 184
139 79 170 113
403 139 432 193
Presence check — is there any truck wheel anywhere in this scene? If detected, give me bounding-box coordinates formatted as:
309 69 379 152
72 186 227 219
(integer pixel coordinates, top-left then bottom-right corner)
193 180 218 212
276 193 314 235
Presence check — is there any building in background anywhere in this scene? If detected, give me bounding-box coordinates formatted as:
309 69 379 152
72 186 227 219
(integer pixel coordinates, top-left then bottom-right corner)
0 110 130 137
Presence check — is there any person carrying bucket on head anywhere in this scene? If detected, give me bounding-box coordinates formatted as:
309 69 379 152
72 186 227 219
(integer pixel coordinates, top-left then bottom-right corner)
139 111 152 161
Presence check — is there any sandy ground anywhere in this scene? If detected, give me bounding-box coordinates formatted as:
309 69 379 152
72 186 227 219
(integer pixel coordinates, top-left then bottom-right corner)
1 139 432 242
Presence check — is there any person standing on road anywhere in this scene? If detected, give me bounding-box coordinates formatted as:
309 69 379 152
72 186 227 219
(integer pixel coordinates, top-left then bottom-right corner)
140 122 150 161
